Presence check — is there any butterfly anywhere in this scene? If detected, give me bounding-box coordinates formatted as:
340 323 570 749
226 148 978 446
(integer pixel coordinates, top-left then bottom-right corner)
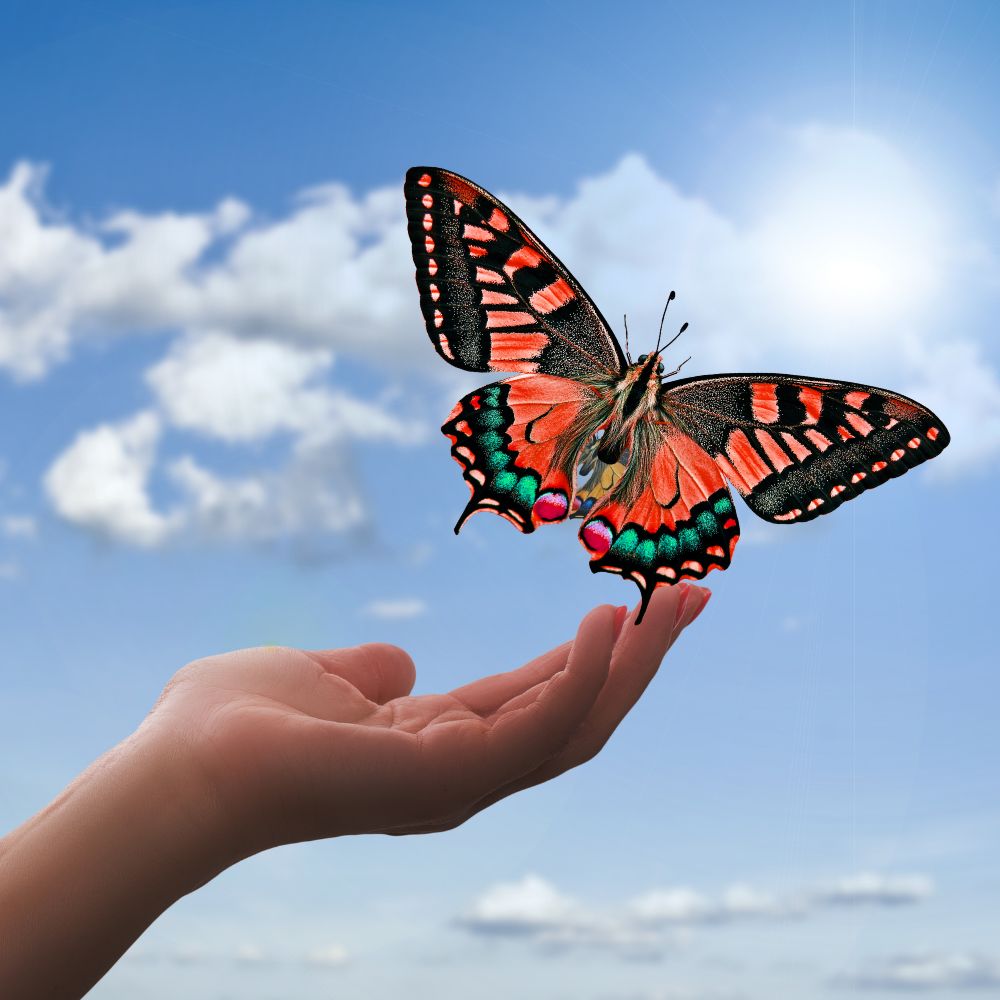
404 167 951 623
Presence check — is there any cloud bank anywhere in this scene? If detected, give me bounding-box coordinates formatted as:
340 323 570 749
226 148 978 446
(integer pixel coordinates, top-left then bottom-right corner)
456 871 933 959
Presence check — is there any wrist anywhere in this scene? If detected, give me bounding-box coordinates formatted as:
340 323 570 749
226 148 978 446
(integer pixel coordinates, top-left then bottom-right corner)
0 726 239 998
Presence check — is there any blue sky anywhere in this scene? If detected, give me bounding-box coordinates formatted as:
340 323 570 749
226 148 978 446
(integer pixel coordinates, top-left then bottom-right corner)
1 2 998 997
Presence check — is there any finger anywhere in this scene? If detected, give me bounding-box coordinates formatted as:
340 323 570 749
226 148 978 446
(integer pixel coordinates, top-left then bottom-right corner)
587 583 711 733
421 603 619 801
304 643 417 704
384 584 710 835
448 641 573 716
481 584 709 797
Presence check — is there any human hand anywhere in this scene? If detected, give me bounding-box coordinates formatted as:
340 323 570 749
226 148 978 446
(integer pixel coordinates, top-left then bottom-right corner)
139 584 710 862
0 585 708 999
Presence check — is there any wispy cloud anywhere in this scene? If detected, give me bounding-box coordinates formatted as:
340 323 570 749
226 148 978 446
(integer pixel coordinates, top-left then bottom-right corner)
814 873 933 907
456 871 933 959
834 952 1000 991
304 943 351 968
363 598 428 620
455 874 675 961
123 940 350 969
1 514 36 539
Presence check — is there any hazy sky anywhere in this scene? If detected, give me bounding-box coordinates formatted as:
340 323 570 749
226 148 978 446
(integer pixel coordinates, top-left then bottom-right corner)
1 3 998 998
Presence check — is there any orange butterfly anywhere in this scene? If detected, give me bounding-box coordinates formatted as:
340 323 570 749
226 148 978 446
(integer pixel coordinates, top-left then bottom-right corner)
405 168 949 622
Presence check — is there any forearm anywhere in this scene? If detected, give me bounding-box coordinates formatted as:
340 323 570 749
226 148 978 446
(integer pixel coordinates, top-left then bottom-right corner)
0 730 234 999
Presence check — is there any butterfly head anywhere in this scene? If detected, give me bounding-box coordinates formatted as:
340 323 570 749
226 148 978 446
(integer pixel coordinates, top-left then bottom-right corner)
636 353 666 378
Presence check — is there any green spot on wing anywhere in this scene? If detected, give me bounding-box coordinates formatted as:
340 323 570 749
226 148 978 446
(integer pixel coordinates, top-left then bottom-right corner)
657 533 678 560
635 539 656 565
477 430 504 451
611 527 640 555
486 450 511 471
678 528 699 554
696 511 717 535
513 475 538 507
713 495 734 516
494 471 517 492
476 408 506 430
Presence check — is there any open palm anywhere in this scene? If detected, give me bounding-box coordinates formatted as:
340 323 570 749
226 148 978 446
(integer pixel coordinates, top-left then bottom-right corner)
139 585 709 859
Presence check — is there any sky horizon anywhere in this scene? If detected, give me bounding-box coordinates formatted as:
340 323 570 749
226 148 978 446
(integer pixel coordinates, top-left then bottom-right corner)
1 3 998 998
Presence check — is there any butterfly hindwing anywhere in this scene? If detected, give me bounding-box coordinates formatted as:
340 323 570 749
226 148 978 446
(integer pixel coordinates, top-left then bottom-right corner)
664 375 950 523
578 423 740 622
443 375 607 533
405 167 625 380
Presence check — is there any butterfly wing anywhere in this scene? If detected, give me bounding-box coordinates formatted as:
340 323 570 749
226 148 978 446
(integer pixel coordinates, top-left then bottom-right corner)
443 374 609 533
663 374 950 523
578 421 740 623
405 167 625 379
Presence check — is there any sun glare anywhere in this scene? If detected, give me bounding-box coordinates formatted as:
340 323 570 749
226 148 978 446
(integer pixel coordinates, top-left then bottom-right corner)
754 128 946 342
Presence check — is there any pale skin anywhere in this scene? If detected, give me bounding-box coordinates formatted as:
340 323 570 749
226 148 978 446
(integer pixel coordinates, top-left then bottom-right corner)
0 584 710 999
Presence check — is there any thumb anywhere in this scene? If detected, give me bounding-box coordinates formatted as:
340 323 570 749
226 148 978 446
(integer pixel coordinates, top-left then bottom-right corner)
305 643 417 703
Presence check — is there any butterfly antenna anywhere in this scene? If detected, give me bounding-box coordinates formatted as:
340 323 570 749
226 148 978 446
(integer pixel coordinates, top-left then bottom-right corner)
623 314 632 362
663 355 692 379
654 290 676 354
661 321 689 354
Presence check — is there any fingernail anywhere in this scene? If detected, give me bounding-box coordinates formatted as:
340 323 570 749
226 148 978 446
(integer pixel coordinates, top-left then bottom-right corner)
612 605 629 639
681 587 712 628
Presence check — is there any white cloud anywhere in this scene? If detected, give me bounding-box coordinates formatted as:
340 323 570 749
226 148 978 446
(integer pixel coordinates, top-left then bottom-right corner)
0 162 250 379
458 870 931 960
1 514 36 539
304 943 350 968
902 339 1000 479
505 134 992 475
630 883 803 926
459 874 582 936
363 598 428 620
44 331 423 548
598 990 749 1000
146 331 424 450
503 135 952 370
3 130 990 388
0 161 417 381
43 410 177 547
816 872 934 907
630 888 716 925
835 952 1000 991
750 126 946 346
719 883 789 919
458 874 674 960
42 406 372 550
147 332 336 444
168 444 366 546
233 943 269 964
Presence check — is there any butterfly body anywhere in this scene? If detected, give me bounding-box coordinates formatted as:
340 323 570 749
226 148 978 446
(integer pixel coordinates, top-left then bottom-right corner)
405 166 950 622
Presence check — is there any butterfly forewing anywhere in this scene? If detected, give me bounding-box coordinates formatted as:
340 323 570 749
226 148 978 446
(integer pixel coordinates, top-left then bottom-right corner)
405 167 625 379
663 375 950 524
